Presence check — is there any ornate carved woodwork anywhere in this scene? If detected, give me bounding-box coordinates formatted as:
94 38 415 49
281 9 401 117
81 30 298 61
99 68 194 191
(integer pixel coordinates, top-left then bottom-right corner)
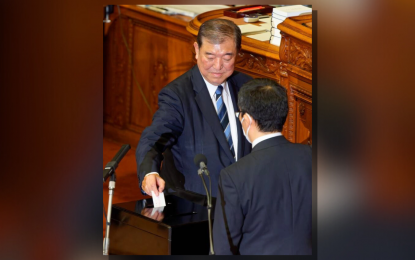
104 6 194 145
278 15 312 145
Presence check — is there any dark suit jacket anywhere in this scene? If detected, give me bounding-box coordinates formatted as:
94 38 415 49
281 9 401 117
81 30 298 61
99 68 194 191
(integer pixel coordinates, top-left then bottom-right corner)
136 65 252 197
213 135 312 255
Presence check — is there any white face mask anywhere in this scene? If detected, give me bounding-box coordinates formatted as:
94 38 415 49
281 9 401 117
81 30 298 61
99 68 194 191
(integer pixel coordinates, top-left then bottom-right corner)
240 114 252 143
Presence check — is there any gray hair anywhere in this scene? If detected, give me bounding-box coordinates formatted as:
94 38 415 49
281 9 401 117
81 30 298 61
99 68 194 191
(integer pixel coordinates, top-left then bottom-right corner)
197 19 241 50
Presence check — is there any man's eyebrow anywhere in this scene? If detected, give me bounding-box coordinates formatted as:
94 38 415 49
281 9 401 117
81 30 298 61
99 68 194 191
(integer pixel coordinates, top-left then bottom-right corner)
204 52 234 56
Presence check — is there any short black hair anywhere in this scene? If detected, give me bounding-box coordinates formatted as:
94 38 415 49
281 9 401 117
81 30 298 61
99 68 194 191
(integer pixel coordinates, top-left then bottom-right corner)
238 78 288 132
197 19 241 50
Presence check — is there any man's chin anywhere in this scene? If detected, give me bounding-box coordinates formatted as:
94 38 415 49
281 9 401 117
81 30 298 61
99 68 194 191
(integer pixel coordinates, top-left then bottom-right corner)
207 76 225 85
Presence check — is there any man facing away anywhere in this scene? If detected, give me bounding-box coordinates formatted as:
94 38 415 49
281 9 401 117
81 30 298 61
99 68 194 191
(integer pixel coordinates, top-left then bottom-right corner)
136 19 252 199
213 78 312 255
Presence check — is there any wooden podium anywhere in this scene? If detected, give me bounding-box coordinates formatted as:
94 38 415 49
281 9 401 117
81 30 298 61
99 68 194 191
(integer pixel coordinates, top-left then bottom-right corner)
108 193 213 255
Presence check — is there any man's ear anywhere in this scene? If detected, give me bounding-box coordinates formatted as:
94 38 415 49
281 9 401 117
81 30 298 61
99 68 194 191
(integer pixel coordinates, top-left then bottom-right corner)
245 113 256 126
251 117 259 130
241 113 249 125
193 42 199 60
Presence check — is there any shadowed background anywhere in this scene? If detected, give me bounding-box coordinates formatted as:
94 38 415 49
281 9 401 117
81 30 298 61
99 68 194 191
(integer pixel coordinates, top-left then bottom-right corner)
0 0 414 260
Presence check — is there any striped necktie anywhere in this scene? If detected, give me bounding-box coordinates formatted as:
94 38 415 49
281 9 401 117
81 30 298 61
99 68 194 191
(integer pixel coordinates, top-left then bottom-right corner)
215 85 235 158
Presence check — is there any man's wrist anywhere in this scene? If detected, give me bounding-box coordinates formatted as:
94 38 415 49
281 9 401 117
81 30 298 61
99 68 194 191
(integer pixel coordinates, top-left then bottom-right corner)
144 172 159 178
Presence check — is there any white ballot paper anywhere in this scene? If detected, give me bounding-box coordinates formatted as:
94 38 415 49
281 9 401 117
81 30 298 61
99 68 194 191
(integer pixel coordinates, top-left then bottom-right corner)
151 206 165 217
151 191 166 207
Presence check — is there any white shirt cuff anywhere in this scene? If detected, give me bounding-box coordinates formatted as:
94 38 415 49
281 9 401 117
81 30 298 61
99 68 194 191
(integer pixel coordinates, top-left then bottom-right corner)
144 172 159 178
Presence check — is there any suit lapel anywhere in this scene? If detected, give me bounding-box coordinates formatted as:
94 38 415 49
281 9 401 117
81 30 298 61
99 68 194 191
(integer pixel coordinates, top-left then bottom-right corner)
228 78 245 160
192 66 235 163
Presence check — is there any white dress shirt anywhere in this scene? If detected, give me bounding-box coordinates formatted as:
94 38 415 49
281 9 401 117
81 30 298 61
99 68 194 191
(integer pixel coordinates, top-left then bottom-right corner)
202 77 239 161
252 132 282 149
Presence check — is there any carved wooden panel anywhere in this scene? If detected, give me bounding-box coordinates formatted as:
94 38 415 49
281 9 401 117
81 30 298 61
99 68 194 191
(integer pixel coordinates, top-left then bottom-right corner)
127 22 194 134
289 38 312 72
277 61 289 139
104 7 194 146
286 84 296 143
104 16 132 129
279 23 312 144
296 101 312 145
235 51 280 83
279 32 312 73
290 82 312 145
279 35 290 64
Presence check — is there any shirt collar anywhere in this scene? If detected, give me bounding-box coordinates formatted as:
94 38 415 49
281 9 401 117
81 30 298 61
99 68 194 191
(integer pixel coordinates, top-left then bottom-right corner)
252 132 282 148
201 75 227 99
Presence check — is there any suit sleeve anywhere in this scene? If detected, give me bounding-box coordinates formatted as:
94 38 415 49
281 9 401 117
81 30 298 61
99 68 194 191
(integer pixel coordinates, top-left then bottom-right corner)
135 87 184 194
213 168 244 255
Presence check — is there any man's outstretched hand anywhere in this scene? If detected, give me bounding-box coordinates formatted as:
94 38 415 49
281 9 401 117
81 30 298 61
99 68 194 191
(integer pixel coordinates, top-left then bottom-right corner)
142 174 165 197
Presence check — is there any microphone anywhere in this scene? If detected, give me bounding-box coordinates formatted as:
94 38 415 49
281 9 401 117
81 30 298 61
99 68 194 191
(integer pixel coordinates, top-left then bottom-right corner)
194 154 210 176
193 154 214 255
103 144 131 182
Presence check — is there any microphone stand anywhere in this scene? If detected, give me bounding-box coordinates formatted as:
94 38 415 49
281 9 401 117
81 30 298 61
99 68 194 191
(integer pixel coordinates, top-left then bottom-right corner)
103 173 116 255
102 143 130 255
198 168 215 255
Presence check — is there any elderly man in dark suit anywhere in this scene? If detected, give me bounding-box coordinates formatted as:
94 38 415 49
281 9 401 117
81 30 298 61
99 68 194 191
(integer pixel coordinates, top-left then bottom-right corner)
136 19 252 199
213 78 312 255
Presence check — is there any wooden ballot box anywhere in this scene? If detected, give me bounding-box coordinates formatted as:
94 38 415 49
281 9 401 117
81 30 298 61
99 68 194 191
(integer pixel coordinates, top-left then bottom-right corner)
108 194 214 255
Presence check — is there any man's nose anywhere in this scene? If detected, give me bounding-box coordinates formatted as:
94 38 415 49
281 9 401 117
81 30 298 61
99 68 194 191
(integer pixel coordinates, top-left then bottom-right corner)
213 58 223 70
